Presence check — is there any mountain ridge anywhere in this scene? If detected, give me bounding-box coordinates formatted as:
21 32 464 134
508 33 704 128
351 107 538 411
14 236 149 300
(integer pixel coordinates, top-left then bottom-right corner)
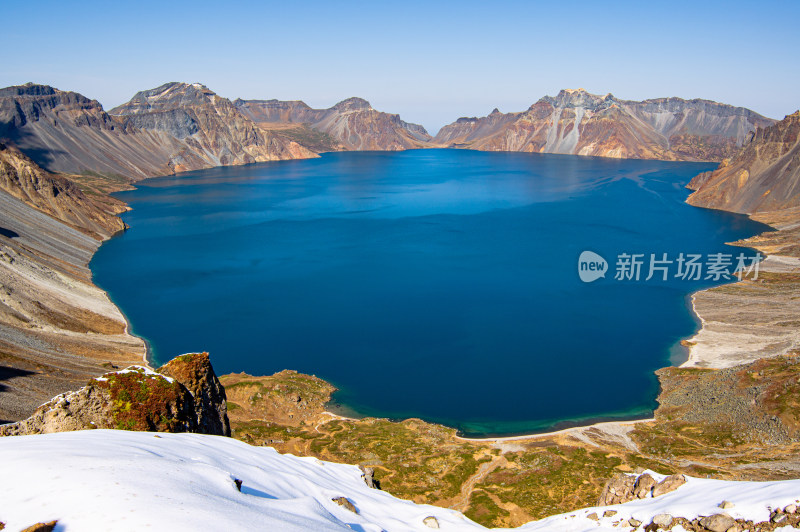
435 88 774 161
234 95 432 151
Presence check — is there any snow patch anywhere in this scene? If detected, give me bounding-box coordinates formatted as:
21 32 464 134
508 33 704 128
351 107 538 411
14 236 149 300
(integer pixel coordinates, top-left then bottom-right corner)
1 431 799 531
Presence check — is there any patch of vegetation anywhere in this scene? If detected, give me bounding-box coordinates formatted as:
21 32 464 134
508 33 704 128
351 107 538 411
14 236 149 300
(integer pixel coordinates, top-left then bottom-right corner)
478 447 622 522
464 489 509 525
92 369 187 431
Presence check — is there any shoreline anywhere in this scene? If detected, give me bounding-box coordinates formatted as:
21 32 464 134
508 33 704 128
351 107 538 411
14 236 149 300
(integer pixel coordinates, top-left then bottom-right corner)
453 417 656 443
679 210 800 370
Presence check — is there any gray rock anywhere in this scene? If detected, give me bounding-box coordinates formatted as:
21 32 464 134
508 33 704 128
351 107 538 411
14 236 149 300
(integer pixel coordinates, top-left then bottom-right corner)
634 473 657 498
699 513 736 532
772 512 788 524
423 516 440 529
331 496 358 514
651 513 673 528
652 474 687 498
597 473 637 505
359 465 379 489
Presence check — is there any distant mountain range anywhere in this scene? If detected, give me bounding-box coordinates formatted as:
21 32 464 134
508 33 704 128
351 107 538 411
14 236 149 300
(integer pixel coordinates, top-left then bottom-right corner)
234 96 431 151
434 88 774 161
0 82 781 181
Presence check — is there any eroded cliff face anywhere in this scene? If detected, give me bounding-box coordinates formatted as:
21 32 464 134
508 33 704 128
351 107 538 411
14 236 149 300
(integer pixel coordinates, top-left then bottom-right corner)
687 111 800 213
0 143 125 239
110 82 316 173
0 146 145 422
0 82 316 180
235 96 432 151
434 89 773 161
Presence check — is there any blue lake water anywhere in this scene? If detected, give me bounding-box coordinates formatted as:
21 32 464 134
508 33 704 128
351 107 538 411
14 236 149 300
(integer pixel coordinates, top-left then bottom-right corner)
91 150 769 436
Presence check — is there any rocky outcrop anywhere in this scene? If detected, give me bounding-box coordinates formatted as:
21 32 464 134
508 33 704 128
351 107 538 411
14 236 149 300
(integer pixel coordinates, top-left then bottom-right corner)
598 472 686 506
687 111 800 213
0 353 229 436
157 352 230 436
235 96 432 151
434 89 773 161
0 82 316 180
220 370 336 428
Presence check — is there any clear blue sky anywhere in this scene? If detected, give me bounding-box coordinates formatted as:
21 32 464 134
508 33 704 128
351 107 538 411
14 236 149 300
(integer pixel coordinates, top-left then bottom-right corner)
2 0 798 134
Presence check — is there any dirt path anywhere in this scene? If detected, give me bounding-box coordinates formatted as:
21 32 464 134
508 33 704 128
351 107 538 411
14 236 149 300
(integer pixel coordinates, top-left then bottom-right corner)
447 453 510 512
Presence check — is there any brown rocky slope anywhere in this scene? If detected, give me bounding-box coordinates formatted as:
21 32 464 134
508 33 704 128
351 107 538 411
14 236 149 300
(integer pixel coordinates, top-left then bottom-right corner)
235 96 432 151
687 110 800 213
434 89 773 161
0 82 316 180
0 145 145 422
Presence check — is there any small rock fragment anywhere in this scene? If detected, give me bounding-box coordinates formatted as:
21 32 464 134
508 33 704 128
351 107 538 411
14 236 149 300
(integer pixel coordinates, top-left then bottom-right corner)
587 512 599 521
785 504 797 514
718 500 735 509
233 478 243 492
604 510 618 518
331 496 358 514
20 523 58 532
629 518 642 527
772 513 788 524
423 516 440 529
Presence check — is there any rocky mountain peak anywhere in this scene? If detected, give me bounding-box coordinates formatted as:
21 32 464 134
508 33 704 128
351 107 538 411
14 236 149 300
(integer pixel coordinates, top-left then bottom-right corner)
111 82 219 115
0 83 59 98
541 88 616 110
332 97 372 112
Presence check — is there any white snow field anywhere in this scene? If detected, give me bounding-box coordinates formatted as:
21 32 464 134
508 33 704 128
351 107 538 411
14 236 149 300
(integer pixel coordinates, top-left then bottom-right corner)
0 430 799 531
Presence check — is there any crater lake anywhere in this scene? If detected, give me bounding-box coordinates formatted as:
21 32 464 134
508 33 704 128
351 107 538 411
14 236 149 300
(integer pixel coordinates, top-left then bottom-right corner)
91 150 769 436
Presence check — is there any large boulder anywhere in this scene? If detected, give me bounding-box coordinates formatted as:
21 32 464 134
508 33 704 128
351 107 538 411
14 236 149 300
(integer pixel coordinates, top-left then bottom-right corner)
597 473 637 505
0 353 230 437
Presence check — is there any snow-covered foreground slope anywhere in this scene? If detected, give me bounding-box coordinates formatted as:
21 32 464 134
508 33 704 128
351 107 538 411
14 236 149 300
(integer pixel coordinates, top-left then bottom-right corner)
1 430 799 532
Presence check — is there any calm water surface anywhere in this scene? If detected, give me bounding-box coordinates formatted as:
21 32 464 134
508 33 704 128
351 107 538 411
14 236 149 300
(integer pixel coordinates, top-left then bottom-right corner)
91 150 768 436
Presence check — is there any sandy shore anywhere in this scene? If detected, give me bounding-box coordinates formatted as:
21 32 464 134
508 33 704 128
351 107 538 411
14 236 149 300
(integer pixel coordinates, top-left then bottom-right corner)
682 212 800 370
